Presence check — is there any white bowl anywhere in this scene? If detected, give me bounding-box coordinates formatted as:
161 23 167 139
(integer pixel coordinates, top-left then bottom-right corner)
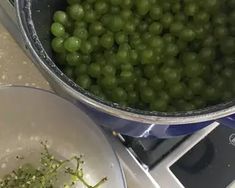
0 86 126 188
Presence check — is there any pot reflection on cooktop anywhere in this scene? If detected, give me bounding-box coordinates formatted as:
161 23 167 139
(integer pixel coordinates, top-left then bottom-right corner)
171 125 235 188
123 135 188 168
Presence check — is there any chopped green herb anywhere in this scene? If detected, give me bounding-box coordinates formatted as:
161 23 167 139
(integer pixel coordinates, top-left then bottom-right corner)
0 141 107 188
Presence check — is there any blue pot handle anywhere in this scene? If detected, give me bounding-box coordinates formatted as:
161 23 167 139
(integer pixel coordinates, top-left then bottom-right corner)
217 114 235 129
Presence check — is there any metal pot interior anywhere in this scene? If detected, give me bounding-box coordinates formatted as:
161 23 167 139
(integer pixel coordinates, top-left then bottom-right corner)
17 0 235 123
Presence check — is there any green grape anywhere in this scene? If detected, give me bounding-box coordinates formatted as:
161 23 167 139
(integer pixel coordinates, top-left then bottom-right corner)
188 78 205 94
94 1 109 15
170 22 184 35
184 62 203 77
184 2 198 16
108 15 124 32
100 32 114 49
64 66 74 78
141 48 154 64
121 0 133 9
89 22 104 36
103 65 116 76
84 9 97 23
120 9 133 19
213 13 227 25
124 20 136 34
64 37 82 52
90 85 103 96
141 87 155 103
172 2 181 13
74 21 87 29
90 36 99 50
112 87 127 102
110 0 122 6
161 67 181 83
51 37 65 53
220 37 235 55
68 4 84 20
148 36 164 49
149 75 165 90
149 22 163 35
80 41 93 54
101 76 117 89
214 25 228 39
76 74 92 89
73 27 88 40
150 99 168 112
180 28 196 42
117 48 129 63
136 0 151 16
51 22 65 37
169 82 185 98
161 13 174 28
53 11 68 26
144 65 156 78
165 43 179 57
128 91 139 105
66 52 81 66
75 63 88 75
120 70 134 83
194 11 210 23
88 63 101 78
203 86 220 102
115 32 128 45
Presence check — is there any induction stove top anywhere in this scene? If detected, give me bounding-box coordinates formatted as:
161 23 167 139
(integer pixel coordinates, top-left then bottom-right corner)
1 1 235 187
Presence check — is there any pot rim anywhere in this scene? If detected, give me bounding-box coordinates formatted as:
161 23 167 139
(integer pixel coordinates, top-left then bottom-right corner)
15 0 235 125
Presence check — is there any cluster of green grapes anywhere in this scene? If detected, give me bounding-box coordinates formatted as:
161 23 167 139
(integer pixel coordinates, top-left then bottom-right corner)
51 0 235 112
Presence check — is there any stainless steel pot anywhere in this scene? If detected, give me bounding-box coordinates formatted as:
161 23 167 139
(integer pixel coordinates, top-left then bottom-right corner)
0 86 126 188
15 0 235 138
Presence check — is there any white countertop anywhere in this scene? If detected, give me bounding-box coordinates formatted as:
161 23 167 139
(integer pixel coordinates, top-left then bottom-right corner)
0 22 50 89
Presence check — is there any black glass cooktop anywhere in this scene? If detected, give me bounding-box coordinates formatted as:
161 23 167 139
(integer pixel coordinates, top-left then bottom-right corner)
171 125 235 188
